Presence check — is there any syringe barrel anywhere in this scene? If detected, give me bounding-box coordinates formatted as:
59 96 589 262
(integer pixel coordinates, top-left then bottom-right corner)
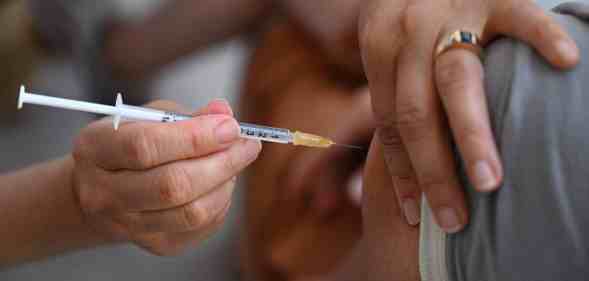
119 108 292 143
239 122 292 144
119 107 292 143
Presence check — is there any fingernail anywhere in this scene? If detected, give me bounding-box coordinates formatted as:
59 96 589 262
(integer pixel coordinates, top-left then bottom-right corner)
555 40 579 64
214 119 240 144
402 198 421 226
437 207 463 233
211 98 230 105
473 161 497 192
209 99 234 116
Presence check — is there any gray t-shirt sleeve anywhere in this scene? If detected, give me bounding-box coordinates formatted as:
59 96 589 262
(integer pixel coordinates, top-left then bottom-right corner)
448 3 589 281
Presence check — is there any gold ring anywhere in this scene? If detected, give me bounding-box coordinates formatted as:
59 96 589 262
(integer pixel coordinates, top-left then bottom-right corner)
435 30 482 58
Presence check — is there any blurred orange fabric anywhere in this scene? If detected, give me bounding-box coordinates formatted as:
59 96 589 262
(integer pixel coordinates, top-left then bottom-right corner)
240 22 363 281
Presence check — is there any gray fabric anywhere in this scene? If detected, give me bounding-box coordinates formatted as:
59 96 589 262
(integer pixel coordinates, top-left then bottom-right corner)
448 3 589 281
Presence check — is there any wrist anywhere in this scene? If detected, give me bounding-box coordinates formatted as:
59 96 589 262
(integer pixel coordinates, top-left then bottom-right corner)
64 155 116 246
0 156 113 265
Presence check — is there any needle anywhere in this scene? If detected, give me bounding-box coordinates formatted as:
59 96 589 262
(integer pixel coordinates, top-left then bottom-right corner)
332 143 367 151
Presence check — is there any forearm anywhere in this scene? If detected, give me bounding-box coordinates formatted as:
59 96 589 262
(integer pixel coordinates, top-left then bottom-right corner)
0 156 107 266
105 0 273 79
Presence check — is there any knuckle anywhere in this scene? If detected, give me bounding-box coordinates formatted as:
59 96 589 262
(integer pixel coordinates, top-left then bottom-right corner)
395 103 432 141
182 203 208 229
392 175 420 195
435 54 475 96
127 128 157 168
76 183 108 215
213 200 232 225
159 166 192 205
190 124 210 152
72 134 92 163
221 149 243 173
377 124 404 153
372 103 393 125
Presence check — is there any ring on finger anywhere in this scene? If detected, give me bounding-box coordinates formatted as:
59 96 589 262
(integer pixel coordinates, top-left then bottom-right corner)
435 30 483 58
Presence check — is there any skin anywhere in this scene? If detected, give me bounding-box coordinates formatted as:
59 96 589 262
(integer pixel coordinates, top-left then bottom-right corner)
282 0 580 233
0 156 104 266
328 138 420 281
292 140 422 281
293 139 421 281
0 100 261 266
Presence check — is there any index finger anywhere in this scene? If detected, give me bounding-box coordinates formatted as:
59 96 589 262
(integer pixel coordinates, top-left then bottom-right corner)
75 108 241 171
359 7 427 227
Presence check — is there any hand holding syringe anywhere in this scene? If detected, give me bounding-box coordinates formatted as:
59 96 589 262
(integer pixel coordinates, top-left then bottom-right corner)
17 86 362 150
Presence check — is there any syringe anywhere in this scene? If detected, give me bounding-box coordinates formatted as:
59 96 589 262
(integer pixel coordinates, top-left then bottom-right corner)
17 86 362 149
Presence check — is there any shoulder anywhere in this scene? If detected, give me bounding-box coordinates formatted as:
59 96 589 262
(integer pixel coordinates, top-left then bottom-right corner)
448 3 589 281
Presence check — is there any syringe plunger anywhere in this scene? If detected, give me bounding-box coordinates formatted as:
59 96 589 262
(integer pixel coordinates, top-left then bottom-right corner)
17 85 359 149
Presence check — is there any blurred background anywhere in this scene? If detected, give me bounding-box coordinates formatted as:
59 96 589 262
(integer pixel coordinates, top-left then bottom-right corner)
0 0 564 280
